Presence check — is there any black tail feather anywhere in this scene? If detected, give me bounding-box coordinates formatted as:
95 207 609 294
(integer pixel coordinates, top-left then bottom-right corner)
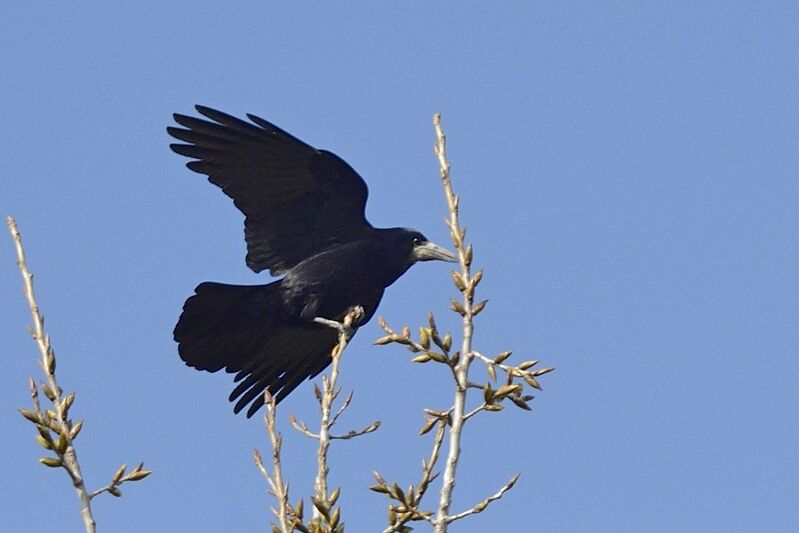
174 281 342 416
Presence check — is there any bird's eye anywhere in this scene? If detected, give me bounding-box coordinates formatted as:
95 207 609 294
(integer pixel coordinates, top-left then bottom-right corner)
412 237 420 245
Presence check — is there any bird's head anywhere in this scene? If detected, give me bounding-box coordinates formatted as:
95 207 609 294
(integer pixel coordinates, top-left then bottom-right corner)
391 228 457 265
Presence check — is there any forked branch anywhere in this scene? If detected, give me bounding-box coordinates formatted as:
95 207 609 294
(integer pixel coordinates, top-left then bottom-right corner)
7 216 150 533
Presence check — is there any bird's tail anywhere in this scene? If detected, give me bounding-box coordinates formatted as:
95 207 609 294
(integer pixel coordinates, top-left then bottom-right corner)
174 281 338 417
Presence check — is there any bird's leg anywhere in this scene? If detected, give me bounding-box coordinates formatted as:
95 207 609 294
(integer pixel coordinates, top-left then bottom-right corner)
313 305 364 342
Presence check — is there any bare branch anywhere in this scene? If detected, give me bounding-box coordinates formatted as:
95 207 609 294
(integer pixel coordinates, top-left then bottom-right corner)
463 404 488 421
9 216 96 531
444 473 520 524
289 415 318 440
7 216 150 532
431 114 478 533
254 392 292 533
330 420 381 440
378 420 447 532
329 391 354 427
313 307 361 517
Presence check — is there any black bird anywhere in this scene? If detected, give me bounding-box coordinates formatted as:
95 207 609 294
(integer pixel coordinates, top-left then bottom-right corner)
168 106 456 417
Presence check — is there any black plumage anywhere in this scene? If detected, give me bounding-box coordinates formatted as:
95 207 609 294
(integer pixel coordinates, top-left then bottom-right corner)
169 106 455 417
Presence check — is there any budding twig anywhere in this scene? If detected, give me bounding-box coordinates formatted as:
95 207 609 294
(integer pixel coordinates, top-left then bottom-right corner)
7 216 150 533
254 392 292 533
374 115 550 530
268 306 380 532
314 307 361 521
431 113 478 532
443 473 520 524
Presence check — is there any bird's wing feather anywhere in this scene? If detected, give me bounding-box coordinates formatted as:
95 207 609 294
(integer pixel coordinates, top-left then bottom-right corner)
168 105 372 274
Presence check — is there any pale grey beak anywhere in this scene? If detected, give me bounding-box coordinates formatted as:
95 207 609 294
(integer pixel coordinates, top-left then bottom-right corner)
412 240 457 263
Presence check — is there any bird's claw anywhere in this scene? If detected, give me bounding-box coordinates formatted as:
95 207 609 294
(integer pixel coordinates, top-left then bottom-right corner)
314 305 364 341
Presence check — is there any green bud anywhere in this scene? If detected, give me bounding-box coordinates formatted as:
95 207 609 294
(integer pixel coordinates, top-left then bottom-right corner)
418 327 430 349
36 434 54 450
471 299 488 316
19 408 40 424
39 456 61 468
69 420 84 440
112 464 127 483
494 351 513 364
329 487 341 506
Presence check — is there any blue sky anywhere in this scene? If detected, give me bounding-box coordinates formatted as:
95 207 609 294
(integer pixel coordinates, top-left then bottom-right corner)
2 3 797 532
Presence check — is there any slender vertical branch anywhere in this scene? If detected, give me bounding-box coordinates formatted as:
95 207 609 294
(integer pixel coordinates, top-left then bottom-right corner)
308 306 366 530
266 305 377 532
254 393 292 533
8 216 150 532
432 114 475 532
374 115 551 529
7 216 96 533
314 309 356 509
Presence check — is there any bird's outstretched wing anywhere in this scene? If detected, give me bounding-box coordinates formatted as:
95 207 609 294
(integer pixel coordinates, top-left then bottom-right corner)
168 105 372 275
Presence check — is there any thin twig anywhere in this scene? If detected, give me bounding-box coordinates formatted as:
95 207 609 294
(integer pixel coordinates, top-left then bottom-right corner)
444 473 520 524
9 217 151 531
329 391 353 427
313 306 363 524
380 419 447 533
88 462 150 500
7 216 97 533
289 415 318 439
374 114 547 530
432 114 477 533
463 404 488 421
254 392 292 533
329 420 381 440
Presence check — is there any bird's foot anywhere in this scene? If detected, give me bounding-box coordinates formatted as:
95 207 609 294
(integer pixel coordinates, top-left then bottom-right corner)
313 305 364 341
